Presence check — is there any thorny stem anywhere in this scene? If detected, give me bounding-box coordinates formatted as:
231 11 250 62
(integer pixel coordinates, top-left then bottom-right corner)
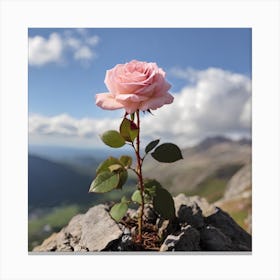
134 110 145 243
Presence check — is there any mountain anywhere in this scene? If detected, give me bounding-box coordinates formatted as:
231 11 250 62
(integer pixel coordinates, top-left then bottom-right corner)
28 153 137 211
28 155 97 210
143 136 251 196
29 145 132 162
215 163 252 233
142 136 251 232
28 137 252 250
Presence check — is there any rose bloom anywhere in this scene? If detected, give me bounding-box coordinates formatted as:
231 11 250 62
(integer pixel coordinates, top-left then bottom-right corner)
96 60 174 114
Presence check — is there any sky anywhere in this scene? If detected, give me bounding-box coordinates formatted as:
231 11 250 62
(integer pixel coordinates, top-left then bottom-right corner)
28 28 252 149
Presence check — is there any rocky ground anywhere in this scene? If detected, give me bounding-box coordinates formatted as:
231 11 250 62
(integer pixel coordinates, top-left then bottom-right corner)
33 194 251 252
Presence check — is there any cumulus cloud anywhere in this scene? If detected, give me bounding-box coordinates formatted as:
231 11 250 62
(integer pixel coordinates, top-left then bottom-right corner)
29 68 251 148
28 29 100 66
28 33 63 66
74 46 94 60
29 113 119 137
150 67 252 145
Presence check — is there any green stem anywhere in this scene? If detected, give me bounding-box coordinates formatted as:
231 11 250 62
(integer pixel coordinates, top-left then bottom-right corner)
135 110 145 242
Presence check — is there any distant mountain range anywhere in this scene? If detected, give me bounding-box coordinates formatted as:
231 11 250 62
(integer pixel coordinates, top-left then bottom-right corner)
143 136 251 195
28 136 251 212
28 153 136 211
28 135 252 250
29 145 132 162
28 155 97 210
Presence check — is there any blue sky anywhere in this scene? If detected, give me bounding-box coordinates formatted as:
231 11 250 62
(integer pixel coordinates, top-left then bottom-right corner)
28 28 252 148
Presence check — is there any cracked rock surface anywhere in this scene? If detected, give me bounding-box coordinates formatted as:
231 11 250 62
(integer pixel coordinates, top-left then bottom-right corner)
33 194 251 252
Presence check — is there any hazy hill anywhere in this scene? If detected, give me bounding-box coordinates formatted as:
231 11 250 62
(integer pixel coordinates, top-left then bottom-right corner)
143 136 251 196
142 136 252 232
28 137 252 249
28 155 96 210
28 153 137 211
216 163 252 232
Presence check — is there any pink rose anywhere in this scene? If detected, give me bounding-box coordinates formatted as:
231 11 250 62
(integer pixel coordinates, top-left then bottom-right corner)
96 60 174 114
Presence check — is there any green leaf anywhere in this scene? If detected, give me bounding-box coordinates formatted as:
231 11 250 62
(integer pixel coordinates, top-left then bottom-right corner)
89 171 120 193
153 186 175 219
131 190 142 204
101 130 126 148
108 164 123 172
119 118 138 142
96 157 121 175
151 143 183 163
121 196 130 203
117 169 128 189
145 139 160 154
119 155 132 168
110 202 128 222
144 179 162 190
143 179 162 200
144 185 157 197
130 113 135 121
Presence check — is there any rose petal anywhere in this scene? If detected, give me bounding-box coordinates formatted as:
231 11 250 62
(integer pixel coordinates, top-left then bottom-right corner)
104 70 119 96
135 83 156 96
152 72 171 94
139 92 174 111
115 93 148 102
115 83 142 94
95 93 124 110
100 60 174 113
122 101 140 114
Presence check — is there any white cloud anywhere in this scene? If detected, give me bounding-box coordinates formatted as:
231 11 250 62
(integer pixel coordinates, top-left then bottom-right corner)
146 67 252 145
29 113 120 147
64 37 81 50
74 46 94 60
86 35 100 46
28 29 100 66
28 33 63 66
29 68 251 148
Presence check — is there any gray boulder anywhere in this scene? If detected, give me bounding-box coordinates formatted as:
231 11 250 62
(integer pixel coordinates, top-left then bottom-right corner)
200 225 233 251
33 204 123 252
173 194 216 217
161 195 251 251
205 207 251 250
177 202 204 228
160 225 200 251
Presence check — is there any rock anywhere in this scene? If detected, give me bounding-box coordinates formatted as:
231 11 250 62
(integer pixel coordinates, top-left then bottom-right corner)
205 207 251 250
33 205 123 252
33 232 67 252
33 194 252 252
136 204 158 224
157 218 179 239
117 233 135 251
79 205 123 251
174 194 216 217
200 225 233 251
160 225 200 251
177 203 204 228
143 204 158 224
126 208 137 219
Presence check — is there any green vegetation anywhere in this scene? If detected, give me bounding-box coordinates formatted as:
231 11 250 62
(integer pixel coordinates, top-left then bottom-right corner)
186 177 227 203
28 205 81 251
230 210 248 229
218 195 252 232
185 164 243 203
